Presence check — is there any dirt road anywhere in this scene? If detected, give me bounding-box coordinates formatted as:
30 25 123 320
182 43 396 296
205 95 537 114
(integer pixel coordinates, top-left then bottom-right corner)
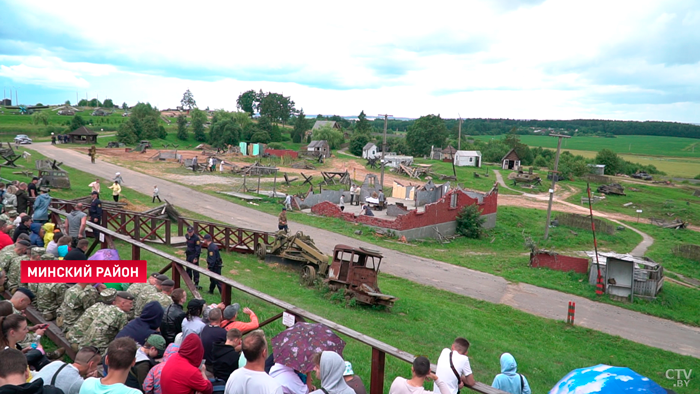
31 144 700 358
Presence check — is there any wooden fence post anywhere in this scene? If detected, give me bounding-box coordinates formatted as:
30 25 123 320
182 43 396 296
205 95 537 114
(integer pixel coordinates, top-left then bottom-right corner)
171 261 181 289
165 219 171 245
370 348 386 394
132 244 141 260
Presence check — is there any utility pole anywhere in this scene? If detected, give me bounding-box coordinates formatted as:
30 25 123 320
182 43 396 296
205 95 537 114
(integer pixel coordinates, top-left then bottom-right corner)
457 115 463 151
544 133 571 240
378 114 393 189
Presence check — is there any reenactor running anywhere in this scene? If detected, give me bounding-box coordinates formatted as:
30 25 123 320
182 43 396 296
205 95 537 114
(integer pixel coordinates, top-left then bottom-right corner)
184 227 202 290
67 288 117 352
81 291 133 354
57 283 99 332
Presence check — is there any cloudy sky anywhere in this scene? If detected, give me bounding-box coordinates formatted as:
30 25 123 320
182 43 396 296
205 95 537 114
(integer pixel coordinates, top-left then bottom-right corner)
1 0 699 122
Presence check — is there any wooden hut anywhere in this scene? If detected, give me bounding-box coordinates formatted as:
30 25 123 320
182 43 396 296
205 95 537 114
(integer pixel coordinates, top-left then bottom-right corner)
68 126 98 144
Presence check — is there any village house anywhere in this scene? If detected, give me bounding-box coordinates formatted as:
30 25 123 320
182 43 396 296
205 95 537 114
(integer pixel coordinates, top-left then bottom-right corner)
501 148 521 170
362 142 379 159
312 120 342 131
307 140 331 158
454 150 482 167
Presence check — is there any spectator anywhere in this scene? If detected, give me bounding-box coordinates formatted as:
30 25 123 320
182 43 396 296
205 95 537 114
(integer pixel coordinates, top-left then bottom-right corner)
339 195 345 212
278 208 288 233
3 186 17 214
211 328 241 381
113 173 124 185
31 346 101 394
142 342 179 394
433 338 475 394
41 223 56 246
201 308 227 374
308 351 354 394
152 186 161 203
362 205 374 217
161 288 187 345
491 353 531 394
12 215 31 243
390 356 449 394
284 194 292 211
0 220 13 250
181 299 206 338
0 314 50 371
0 348 62 394
45 231 62 257
108 181 122 203
56 236 72 259
224 330 282 394
0 301 12 318
125 334 166 391
32 188 51 225
64 239 89 260
88 179 100 196
64 203 87 241
27 178 38 199
221 303 259 334
349 185 355 206
269 362 308 394
115 301 164 347
29 223 44 247
79 337 141 394
160 334 213 394
342 362 366 394
15 183 29 214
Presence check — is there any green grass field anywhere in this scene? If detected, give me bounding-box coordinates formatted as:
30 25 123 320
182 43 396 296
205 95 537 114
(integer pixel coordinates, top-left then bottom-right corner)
473 135 700 158
18 146 700 393
0 107 133 136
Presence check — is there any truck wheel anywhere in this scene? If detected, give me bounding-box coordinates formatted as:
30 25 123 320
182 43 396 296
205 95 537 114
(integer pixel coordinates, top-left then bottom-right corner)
255 243 266 260
300 265 316 286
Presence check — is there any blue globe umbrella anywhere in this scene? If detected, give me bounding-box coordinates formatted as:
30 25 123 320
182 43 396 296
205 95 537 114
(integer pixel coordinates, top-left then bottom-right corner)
550 364 669 394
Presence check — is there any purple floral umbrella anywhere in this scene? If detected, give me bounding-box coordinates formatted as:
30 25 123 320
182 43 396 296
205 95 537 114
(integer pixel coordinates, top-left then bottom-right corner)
272 322 345 372
88 249 121 260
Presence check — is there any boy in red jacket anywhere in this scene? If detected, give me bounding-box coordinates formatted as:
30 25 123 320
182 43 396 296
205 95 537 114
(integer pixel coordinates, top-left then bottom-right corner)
160 333 213 394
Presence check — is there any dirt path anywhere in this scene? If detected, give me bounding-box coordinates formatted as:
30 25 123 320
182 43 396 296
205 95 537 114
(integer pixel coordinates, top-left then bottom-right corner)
30 143 700 359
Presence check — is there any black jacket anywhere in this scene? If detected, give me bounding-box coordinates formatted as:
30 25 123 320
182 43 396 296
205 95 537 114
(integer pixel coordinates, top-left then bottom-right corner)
0 379 64 394
16 190 29 214
12 223 30 242
211 341 240 381
160 303 186 344
63 248 87 260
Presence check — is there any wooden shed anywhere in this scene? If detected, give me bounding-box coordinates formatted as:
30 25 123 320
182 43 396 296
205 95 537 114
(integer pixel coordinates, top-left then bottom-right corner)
501 148 521 170
586 252 664 300
68 126 98 144
307 140 331 158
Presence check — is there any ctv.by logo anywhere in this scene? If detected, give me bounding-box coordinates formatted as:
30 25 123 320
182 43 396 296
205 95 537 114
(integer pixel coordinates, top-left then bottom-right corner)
666 369 692 388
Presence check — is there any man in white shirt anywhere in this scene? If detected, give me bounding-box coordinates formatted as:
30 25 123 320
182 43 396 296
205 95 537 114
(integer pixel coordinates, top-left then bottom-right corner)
269 363 308 394
32 346 101 394
284 194 292 211
433 338 475 394
225 330 283 394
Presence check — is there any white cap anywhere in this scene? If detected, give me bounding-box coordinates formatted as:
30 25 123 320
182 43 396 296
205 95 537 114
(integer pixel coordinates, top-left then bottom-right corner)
116 172 120 175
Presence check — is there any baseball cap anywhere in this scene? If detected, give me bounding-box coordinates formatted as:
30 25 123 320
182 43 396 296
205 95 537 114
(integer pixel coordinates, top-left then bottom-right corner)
116 291 134 301
282 207 287 211
91 191 99 195
146 334 166 351
223 303 240 320
187 298 206 309
203 234 212 240
187 226 194 232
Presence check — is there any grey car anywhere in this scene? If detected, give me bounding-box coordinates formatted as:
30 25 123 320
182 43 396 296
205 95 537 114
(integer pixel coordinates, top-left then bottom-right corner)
14 134 32 144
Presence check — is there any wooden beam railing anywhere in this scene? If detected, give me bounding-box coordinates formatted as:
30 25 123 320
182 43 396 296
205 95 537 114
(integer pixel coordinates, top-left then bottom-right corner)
48 207 505 394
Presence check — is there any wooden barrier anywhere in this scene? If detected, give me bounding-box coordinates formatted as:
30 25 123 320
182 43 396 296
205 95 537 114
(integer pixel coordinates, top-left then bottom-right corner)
47 207 506 394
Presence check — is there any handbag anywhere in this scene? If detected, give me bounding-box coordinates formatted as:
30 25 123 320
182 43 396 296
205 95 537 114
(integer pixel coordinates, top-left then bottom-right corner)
449 351 461 394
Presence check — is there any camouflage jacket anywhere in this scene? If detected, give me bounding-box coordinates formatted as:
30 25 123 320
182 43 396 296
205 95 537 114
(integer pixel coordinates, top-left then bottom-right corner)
0 245 18 272
36 282 68 314
58 285 98 331
6 254 26 290
81 305 128 354
134 291 172 317
67 302 107 344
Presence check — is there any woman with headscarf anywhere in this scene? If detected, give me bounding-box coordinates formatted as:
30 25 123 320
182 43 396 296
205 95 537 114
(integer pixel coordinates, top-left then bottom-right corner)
113 172 124 185
309 351 355 394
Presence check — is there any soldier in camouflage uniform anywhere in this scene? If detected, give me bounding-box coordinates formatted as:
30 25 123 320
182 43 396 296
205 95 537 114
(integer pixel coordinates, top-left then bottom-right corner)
57 283 99 332
133 276 173 316
66 288 117 352
126 272 161 319
81 291 134 354
4 240 31 293
33 248 68 321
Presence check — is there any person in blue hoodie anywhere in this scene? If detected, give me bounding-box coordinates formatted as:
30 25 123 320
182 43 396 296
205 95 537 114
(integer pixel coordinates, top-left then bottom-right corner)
32 188 51 224
492 353 531 394
115 301 165 346
29 222 45 247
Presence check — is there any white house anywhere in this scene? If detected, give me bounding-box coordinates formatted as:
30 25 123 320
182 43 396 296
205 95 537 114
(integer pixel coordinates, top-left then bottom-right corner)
384 155 414 168
454 150 482 167
362 142 379 159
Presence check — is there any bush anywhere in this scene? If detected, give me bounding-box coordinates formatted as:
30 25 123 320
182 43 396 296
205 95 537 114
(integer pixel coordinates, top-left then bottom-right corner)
349 134 370 156
695 174 700 180
251 131 271 144
455 204 485 239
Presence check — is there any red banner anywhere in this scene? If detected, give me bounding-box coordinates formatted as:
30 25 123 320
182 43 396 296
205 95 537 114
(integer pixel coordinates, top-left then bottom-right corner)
21 260 148 283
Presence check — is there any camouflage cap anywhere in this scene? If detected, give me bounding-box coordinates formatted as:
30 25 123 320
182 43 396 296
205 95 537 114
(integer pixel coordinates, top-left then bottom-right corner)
30 247 46 256
99 288 117 303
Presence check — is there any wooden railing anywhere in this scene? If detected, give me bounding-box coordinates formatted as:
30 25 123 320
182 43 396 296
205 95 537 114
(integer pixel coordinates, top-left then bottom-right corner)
46 207 505 394
177 217 272 254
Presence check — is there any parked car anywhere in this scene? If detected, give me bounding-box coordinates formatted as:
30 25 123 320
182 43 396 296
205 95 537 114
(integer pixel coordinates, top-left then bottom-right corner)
14 135 32 144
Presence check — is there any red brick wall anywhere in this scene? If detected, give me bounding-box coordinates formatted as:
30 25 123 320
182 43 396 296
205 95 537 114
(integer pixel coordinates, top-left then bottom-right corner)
529 252 589 274
311 187 498 231
265 149 299 159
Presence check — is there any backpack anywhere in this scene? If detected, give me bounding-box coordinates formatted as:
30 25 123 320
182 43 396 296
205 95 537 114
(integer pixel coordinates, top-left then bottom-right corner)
41 362 68 394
